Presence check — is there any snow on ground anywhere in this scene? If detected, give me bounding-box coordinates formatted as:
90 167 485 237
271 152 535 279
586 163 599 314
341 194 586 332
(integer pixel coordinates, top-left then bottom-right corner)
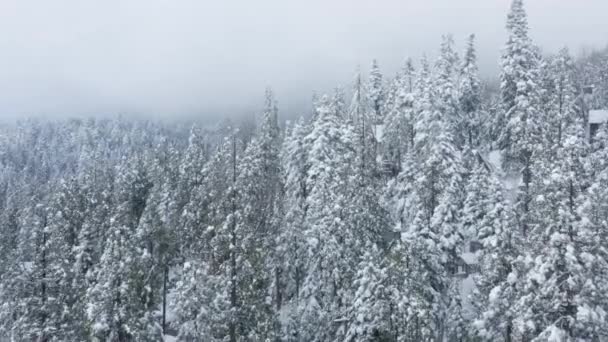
461 252 478 265
460 274 477 319
374 124 385 142
279 300 295 326
487 150 501 170
486 150 520 202
503 174 521 203
164 335 177 342
589 109 608 124
154 266 180 341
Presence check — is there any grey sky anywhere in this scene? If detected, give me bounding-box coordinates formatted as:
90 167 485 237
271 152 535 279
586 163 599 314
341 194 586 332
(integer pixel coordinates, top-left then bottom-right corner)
0 0 606 119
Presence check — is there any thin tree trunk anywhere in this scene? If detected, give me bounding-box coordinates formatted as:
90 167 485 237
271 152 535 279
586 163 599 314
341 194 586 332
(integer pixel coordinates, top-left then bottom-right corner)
229 134 238 342
162 265 168 334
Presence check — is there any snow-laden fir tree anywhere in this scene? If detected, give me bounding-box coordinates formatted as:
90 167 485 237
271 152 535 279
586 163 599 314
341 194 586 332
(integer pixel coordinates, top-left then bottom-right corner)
177 125 209 254
220 89 282 340
297 95 359 341
461 159 492 243
1 199 59 341
73 143 115 284
46 178 89 340
382 59 416 177
499 0 543 240
472 166 521 342
577 161 608 341
344 243 392 341
276 117 311 341
172 136 238 341
385 53 465 341
434 35 462 148
459 34 482 149
133 160 179 335
514 119 606 341
538 48 579 163
368 59 385 125
171 261 230 341
431 172 468 340
349 67 377 175
331 86 347 120
499 0 542 173
86 156 162 342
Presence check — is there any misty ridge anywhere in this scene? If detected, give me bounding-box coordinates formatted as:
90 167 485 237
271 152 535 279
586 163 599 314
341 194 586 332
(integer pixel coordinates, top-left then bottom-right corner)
1 0 608 342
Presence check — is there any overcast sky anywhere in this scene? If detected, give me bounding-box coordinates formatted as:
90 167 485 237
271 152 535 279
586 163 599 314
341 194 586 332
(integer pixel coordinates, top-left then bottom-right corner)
0 0 606 119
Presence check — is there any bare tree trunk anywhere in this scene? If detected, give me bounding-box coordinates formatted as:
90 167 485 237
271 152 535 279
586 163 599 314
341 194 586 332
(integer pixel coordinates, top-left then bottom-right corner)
162 265 168 334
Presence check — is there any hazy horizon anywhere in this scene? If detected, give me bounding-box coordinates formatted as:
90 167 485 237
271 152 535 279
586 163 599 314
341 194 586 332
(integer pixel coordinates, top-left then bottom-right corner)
1 0 607 120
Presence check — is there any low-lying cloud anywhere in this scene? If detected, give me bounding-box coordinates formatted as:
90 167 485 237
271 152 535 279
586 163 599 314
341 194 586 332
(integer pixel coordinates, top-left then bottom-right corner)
0 0 606 119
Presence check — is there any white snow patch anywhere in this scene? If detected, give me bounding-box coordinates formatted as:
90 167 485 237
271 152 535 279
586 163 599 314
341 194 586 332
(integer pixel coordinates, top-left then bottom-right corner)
485 149 520 202
488 286 501 304
164 335 177 342
545 325 566 342
461 252 478 265
589 109 608 124
22 261 33 272
459 275 477 319
375 124 385 142
487 150 502 170
503 174 521 203
278 300 295 326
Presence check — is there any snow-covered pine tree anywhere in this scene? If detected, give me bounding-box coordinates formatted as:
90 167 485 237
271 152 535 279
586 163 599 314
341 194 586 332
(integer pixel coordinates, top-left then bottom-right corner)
386 52 465 341
577 163 608 341
221 89 282 340
462 160 491 244
551 48 579 147
73 143 115 282
383 59 416 177
473 168 521 342
538 48 579 164
400 199 446 341
276 117 311 341
368 59 385 125
46 177 89 340
382 149 423 341
1 199 60 341
514 118 605 341
177 124 208 254
133 167 179 336
297 95 358 341
499 0 542 239
171 260 230 341
459 34 482 149
587 123 608 180
499 0 541 167
434 34 462 149
331 86 347 120
172 135 238 341
413 56 463 224
0 163 26 273
208 130 242 342
86 156 162 341
180 136 233 261
432 170 468 341
344 243 392 341
445 292 470 342
349 67 377 176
